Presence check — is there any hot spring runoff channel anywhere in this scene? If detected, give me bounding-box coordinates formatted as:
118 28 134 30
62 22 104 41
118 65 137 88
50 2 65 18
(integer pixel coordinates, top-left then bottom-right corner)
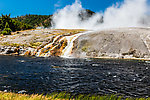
0 55 150 97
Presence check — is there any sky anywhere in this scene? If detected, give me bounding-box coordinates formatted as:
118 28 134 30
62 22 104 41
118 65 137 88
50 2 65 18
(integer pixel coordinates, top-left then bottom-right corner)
0 0 148 18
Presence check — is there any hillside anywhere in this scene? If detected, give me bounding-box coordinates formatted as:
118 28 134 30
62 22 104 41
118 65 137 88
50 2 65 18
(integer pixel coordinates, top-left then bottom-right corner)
15 9 97 29
15 15 52 28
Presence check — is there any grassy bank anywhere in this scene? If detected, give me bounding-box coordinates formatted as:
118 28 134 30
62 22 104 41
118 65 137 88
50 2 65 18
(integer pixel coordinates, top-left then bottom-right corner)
0 91 150 100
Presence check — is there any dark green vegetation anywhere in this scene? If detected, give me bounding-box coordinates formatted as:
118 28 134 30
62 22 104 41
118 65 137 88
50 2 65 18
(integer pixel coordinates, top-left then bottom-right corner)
0 14 33 35
15 14 52 28
0 14 52 35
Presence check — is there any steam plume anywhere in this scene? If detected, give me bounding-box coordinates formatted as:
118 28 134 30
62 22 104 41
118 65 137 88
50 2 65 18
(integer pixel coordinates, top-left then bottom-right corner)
52 0 149 30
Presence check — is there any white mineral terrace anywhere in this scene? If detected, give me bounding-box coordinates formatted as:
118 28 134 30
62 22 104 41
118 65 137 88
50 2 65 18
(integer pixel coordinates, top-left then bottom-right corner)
61 31 92 58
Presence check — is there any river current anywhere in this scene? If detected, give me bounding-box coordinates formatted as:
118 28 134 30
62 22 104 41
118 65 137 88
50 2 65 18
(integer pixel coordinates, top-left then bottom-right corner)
0 55 150 97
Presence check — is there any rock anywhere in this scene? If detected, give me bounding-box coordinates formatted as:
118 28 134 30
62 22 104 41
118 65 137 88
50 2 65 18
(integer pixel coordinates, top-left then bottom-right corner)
6 49 14 54
18 90 27 94
14 47 20 55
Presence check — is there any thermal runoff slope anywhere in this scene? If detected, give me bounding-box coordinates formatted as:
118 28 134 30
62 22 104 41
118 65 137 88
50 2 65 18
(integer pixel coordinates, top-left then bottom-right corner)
72 27 150 59
0 29 86 57
1 28 150 60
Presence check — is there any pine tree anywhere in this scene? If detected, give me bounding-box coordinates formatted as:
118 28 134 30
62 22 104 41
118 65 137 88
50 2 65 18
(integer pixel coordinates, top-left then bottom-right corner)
0 14 33 35
2 22 12 35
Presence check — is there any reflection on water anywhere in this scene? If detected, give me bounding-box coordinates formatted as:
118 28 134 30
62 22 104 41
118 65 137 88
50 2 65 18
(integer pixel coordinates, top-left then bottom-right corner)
0 55 150 97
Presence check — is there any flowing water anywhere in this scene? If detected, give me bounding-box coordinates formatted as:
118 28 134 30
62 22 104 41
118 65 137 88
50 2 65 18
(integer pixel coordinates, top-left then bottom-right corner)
23 31 91 58
0 55 150 97
61 31 91 58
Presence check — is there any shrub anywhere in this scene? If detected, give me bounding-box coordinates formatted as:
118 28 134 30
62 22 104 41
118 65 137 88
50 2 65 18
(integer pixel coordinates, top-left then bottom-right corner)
3 28 12 35
1 30 9 35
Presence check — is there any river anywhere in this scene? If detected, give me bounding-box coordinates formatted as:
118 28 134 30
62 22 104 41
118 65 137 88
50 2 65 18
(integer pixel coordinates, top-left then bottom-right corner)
0 55 150 97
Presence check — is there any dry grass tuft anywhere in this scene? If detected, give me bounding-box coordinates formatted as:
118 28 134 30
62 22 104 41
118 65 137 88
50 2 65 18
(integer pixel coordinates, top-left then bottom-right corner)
0 91 150 100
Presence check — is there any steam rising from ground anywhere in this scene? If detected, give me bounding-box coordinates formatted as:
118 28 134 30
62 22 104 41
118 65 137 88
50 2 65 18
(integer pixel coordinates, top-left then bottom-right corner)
52 0 149 30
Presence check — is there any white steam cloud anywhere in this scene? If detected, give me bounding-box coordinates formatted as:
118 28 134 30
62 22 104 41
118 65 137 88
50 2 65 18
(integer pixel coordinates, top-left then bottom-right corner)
52 0 149 30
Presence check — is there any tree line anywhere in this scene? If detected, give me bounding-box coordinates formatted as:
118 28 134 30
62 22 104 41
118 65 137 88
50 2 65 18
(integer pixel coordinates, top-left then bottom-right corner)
0 14 33 35
16 14 52 28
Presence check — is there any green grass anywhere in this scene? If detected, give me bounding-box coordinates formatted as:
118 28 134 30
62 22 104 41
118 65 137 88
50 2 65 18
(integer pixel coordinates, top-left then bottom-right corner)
0 91 150 100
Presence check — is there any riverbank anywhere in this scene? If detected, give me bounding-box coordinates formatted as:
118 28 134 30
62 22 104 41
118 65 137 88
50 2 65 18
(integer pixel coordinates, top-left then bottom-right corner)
0 29 86 57
0 91 150 100
0 91 64 100
1 27 150 60
92 56 150 61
